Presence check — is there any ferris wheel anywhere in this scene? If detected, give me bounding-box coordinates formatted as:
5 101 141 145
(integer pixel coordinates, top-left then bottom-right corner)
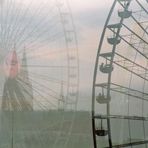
92 0 148 147
0 0 79 147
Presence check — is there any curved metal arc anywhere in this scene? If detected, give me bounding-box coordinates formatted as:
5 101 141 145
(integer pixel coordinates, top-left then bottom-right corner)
65 0 79 111
55 1 79 147
91 0 117 147
56 0 79 112
1 1 79 146
105 1 132 147
53 1 79 147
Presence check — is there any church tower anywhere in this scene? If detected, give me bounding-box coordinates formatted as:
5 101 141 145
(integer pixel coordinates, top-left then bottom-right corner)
1 49 33 111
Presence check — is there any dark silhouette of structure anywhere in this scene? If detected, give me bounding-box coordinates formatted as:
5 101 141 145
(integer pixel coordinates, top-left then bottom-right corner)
1 49 33 111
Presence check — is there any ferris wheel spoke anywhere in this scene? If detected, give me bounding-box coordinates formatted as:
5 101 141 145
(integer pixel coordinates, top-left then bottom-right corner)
22 49 69 60
21 65 75 69
115 52 148 72
5 0 45 50
8 1 51 48
16 34 64 57
110 28 148 60
105 140 148 148
17 76 61 102
15 23 58 51
95 83 148 102
94 114 148 121
15 16 59 51
100 51 148 82
135 0 148 15
1 0 14 49
14 6 58 49
4 0 25 49
12 2 54 42
17 31 63 55
16 24 61 51
21 70 68 85
22 70 66 84
17 78 57 109
1 0 28 50
32 89 57 110
114 60 148 81
113 53 148 78
118 1 148 36
0 0 13 45
108 26 148 48
33 97 51 110
4 0 36 50
122 23 148 45
93 1 148 147
19 75 60 96
0 0 79 146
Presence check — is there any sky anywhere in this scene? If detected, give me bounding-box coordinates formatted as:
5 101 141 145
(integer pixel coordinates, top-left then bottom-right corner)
68 0 114 110
0 1 148 147
0 0 116 111
68 0 148 112
0 0 147 112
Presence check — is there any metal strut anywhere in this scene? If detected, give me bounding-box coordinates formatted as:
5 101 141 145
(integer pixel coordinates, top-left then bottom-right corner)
92 0 133 147
92 0 117 148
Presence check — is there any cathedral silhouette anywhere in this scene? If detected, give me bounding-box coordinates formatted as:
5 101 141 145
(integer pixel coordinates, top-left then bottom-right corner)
1 49 33 111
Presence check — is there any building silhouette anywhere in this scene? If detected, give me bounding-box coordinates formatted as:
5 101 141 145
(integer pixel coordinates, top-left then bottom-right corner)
1 49 33 111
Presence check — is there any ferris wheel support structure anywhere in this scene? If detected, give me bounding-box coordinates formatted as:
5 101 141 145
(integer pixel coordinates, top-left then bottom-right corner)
57 0 79 111
0 0 79 147
92 0 148 147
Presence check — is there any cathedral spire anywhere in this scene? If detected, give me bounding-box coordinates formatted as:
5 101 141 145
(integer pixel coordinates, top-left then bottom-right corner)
2 47 33 111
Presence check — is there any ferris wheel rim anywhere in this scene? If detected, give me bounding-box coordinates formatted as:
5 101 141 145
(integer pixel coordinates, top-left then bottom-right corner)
0 0 79 147
92 0 148 147
0 0 79 111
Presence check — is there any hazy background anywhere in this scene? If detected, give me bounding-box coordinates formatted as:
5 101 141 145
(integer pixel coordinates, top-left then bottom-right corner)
68 0 114 111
